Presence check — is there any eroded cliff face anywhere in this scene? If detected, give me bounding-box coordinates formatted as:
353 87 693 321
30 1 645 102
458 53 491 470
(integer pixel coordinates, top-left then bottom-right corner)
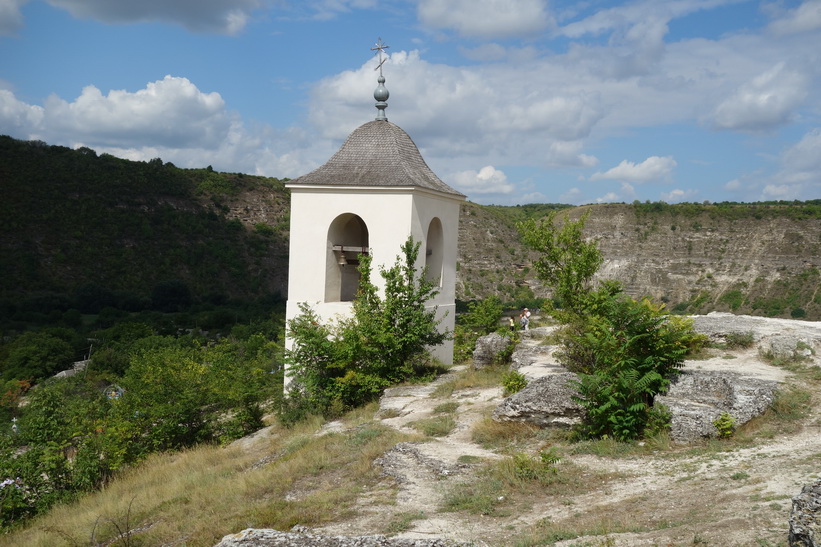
457 203 821 319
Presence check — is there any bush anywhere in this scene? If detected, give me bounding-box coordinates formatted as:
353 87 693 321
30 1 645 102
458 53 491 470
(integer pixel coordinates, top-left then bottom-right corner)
501 370 528 396
518 213 706 442
284 238 448 421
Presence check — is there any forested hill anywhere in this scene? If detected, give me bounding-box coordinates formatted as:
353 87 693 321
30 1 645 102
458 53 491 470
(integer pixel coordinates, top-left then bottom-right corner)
0 136 291 315
3 135 821 323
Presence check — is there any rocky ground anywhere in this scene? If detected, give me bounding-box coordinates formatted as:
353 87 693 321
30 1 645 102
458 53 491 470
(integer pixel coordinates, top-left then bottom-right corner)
221 313 821 547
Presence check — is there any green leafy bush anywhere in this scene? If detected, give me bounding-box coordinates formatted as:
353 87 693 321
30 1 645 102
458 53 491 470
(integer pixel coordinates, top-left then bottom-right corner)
518 213 706 441
713 412 736 439
283 238 448 422
502 370 528 396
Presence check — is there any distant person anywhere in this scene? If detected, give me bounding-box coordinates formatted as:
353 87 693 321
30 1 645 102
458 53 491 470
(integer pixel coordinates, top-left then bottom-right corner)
519 311 529 331
508 316 515 332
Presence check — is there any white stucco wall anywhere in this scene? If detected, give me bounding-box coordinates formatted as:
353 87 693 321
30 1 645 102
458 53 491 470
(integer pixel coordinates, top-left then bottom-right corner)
285 184 462 384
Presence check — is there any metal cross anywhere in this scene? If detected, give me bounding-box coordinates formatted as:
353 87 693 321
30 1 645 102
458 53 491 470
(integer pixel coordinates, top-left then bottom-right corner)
371 37 390 76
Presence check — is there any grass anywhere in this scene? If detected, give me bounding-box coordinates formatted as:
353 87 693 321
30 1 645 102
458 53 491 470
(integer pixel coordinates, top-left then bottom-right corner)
441 450 620 517
2 411 415 547
410 415 457 437
430 364 507 398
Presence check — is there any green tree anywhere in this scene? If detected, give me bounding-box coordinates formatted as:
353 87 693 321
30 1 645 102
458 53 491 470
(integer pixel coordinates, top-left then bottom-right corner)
518 214 705 441
462 296 504 335
284 237 447 419
1 332 74 381
518 211 602 314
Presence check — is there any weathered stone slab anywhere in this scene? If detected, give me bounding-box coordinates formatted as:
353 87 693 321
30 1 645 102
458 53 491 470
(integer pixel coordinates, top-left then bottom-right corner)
492 372 584 428
789 479 821 547
471 332 512 369
655 370 779 442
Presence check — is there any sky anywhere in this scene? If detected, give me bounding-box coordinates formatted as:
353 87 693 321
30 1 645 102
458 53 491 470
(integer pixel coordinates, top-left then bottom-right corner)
1 0 820 205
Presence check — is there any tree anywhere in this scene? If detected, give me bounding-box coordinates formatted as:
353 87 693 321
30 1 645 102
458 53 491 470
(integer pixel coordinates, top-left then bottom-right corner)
518 213 705 440
518 211 602 314
284 237 448 420
462 296 504 335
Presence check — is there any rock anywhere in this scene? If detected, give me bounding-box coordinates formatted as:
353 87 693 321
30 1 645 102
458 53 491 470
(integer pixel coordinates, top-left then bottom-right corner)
510 341 553 370
655 370 779 443
789 479 821 547
492 372 585 428
471 332 512 369
214 527 468 546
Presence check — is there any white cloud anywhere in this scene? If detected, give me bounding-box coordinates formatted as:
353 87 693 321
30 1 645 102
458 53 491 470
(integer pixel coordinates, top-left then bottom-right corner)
590 156 677 184
417 0 552 38
451 165 514 194
711 62 809 132
724 179 741 191
768 0 821 36
46 0 261 34
38 76 231 149
0 77 328 179
660 188 698 202
0 0 26 35
0 89 45 132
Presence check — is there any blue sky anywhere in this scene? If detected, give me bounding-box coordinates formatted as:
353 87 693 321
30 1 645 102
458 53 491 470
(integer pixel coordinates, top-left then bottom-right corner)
1 0 820 205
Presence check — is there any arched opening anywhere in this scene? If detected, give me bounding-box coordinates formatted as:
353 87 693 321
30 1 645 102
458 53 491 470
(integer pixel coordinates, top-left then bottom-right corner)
326 214 369 302
425 217 444 287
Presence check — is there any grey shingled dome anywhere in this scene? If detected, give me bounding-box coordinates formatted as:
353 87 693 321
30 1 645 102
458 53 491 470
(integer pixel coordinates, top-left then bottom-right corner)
288 120 465 198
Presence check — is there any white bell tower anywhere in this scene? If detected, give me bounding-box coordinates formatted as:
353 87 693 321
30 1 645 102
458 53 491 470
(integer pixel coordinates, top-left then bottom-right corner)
284 39 465 379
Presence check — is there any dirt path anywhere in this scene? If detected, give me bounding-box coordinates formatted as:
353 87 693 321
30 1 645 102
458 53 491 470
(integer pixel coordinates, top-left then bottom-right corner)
315 318 821 546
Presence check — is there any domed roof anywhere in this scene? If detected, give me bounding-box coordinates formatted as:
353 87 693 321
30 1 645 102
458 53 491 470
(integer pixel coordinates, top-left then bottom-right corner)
288 120 465 198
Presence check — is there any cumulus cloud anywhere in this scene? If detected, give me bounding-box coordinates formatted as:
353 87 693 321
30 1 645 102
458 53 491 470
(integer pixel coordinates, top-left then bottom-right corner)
757 128 821 199
46 0 261 34
0 77 326 178
451 165 514 194
417 0 552 38
711 62 809 132
660 188 698 202
768 0 821 36
590 156 677 184
37 76 231 149
0 0 26 35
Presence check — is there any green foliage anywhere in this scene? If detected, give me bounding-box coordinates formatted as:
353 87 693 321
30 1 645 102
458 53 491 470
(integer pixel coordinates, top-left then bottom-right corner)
511 449 561 483
1 331 75 382
284 238 448 421
462 296 504 335
565 286 705 441
724 331 755 349
713 412 736 439
0 327 281 530
502 369 528 396
518 213 705 441
518 211 603 314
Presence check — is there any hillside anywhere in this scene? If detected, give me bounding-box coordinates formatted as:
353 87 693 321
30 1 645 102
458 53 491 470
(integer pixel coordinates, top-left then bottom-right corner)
0 136 290 315
2 135 821 321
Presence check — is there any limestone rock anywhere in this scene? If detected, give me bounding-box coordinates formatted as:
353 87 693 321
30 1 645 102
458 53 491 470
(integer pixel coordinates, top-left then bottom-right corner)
492 372 584 428
472 332 512 369
214 527 468 546
655 370 779 442
789 479 821 547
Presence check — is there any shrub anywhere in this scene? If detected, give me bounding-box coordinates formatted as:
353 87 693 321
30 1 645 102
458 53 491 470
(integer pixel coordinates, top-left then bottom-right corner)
713 412 736 439
518 213 706 442
284 238 448 421
501 370 528 396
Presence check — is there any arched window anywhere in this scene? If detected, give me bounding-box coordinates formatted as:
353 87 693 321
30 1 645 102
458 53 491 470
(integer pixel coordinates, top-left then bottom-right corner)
326 214 369 302
425 217 444 287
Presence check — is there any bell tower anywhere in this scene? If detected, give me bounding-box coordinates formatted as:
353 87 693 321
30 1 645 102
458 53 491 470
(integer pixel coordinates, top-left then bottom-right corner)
284 40 465 380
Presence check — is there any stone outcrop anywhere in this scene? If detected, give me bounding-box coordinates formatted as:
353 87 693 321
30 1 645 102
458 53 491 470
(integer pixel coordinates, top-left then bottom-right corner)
471 332 512 369
492 372 585 428
214 527 468 546
655 370 779 443
789 479 821 547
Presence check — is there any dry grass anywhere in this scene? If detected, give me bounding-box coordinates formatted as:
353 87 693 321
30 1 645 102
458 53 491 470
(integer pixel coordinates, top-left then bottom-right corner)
1 411 413 547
